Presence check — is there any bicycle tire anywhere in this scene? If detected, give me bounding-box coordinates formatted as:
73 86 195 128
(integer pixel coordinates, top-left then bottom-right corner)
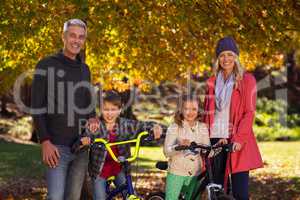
208 189 235 200
208 188 219 200
217 193 235 200
146 192 165 200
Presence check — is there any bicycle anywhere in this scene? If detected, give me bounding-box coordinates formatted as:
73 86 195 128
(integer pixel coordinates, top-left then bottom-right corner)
92 131 154 200
147 142 235 200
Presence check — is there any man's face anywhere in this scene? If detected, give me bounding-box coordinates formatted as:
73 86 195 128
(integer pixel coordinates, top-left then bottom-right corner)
62 25 86 58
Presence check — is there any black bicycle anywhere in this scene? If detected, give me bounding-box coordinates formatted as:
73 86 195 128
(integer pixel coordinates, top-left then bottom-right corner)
147 142 235 200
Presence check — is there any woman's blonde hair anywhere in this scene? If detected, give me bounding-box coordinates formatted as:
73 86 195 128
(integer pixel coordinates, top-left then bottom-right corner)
213 52 244 87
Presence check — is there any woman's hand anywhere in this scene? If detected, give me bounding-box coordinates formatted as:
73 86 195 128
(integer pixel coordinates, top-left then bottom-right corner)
153 124 163 140
216 138 228 146
233 142 242 152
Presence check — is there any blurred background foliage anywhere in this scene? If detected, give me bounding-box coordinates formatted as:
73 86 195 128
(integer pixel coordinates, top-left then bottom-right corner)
1 0 300 142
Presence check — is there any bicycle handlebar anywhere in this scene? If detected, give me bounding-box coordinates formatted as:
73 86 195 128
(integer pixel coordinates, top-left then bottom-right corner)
93 131 150 163
174 142 233 152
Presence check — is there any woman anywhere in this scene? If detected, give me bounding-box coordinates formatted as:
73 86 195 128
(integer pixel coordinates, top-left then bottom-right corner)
203 36 263 200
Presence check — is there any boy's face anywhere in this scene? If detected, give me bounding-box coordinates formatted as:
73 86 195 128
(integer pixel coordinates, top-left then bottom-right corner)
102 101 121 124
182 100 199 123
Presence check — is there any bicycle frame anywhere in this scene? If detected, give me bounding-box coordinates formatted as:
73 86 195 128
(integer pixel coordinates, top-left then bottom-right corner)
94 131 148 163
174 143 234 200
93 131 149 200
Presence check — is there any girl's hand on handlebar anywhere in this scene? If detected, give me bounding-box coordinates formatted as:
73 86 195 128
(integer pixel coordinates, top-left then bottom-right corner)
178 139 191 146
233 142 242 152
153 124 163 140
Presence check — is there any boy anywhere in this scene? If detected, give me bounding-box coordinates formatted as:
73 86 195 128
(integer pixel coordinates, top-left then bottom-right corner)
73 90 163 199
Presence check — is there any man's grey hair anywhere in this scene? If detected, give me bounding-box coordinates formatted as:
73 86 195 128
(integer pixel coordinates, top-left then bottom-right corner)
63 19 87 33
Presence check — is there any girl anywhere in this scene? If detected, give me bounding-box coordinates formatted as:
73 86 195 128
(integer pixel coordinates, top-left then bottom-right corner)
73 90 163 199
164 94 210 200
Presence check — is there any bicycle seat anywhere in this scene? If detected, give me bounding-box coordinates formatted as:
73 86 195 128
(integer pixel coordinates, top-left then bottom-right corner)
155 161 168 170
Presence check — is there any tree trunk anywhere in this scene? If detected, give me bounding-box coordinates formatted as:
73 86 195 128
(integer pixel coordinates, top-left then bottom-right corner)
0 95 11 116
286 50 300 114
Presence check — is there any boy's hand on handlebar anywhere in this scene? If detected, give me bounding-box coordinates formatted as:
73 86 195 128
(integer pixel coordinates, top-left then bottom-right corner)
153 124 163 140
178 139 191 146
86 117 100 133
80 137 91 146
233 142 242 152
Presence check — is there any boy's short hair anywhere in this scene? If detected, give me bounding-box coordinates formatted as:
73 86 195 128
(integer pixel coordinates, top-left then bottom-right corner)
102 90 122 108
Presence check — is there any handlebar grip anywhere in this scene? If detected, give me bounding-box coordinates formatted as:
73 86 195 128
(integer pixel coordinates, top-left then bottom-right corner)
156 161 168 170
224 143 234 152
174 145 189 151
212 143 234 152
144 133 154 142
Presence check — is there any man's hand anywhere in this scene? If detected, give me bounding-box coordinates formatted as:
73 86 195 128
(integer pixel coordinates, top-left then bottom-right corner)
42 140 60 168
87 117 100 133
153 124 163 140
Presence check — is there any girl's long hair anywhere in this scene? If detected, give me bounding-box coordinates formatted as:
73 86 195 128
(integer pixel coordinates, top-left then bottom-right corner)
174 94 202 127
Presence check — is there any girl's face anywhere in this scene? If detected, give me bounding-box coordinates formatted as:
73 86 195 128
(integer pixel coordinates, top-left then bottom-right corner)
102 101 121 124
218 50 236 73
182 100 199 123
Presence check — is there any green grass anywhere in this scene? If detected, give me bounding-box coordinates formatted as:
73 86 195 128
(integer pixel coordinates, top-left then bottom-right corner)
1 141 300 183
1 141 300 199
137 142 300 175
253 141 300 177
133 146 166 171
0 140 44 186
250 142 300 199
137 142 300 199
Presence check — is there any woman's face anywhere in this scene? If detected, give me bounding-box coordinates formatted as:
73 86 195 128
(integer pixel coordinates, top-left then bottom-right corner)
182 100 199 123
218 50 236 72
102 101 121 124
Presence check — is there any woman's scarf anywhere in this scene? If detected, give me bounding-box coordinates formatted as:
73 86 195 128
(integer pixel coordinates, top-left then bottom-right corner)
215 71 235 111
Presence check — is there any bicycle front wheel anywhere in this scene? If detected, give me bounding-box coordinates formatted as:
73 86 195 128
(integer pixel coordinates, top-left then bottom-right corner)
217 193 235 200
126 194 141 200
146 192 165 200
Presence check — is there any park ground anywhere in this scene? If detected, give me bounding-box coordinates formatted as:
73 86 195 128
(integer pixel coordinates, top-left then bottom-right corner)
0 139 300 200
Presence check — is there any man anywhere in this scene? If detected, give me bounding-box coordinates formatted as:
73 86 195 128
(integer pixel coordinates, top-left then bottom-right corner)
31 19 95 200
